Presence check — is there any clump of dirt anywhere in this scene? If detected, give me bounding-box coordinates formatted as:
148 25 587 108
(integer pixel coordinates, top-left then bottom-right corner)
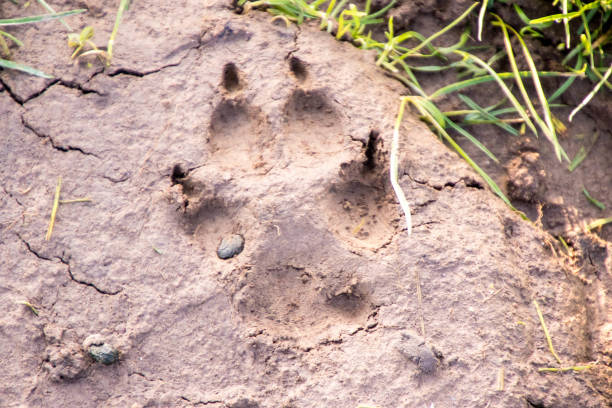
0 1 610 407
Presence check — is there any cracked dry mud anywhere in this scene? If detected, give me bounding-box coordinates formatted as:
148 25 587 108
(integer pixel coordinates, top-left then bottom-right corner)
1 1 611 407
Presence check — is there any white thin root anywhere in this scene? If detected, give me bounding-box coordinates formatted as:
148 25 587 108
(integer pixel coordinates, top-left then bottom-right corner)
390 98 412 236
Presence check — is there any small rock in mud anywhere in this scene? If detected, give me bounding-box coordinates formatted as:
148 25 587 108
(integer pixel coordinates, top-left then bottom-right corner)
217 234 245 259
83 334 119 365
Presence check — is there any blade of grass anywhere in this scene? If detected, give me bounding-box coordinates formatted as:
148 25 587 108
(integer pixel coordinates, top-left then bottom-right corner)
477 0 488 41
569 62 612 122
568 146 587 171
562 0 570 49
582 188 605 210
59 197 92 204
45 176 62 241
407 96 522 215
586 217 612 231
0 9 86 26
453 50 539 137
533 299 562 365
36 0 72 31
0 30 23 47
446 119 500 163
538 365 593 373
18 300 39 316
429 70 581 99
107 0 131 65
0 58 53 78
458 93 518 137
391 2 480 65
528 3 599 25
493 16 568 162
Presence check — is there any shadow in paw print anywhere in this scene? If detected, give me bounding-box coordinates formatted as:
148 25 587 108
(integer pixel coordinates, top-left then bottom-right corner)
281 88 344 167
221 62 242 92
208 98 271 173
288 56 308 82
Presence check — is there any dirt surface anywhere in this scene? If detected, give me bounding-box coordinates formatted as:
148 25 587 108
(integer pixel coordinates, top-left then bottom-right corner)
1 1 611 407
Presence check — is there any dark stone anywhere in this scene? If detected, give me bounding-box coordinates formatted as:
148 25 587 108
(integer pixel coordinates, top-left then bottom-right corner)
217 234 245 259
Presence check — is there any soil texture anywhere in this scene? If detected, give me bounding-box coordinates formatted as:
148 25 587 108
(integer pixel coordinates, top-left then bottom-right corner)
1 1 610 407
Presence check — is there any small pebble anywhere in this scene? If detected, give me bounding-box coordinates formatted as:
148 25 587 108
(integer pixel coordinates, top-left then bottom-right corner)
217 234 245 259
89 342 119 365
83 334 119 365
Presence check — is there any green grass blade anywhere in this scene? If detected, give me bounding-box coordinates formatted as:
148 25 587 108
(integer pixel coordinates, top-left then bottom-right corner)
568 146 587 171
407 96 521 215
583 188 606 210
586 217 612 231
446 119 500 163
107 0 131 65
0 30 23 47
36 0 72 31
453 50 538 137
0 9 86 26
458 93 518 137
0 58 53 78
496 17 568 162
429 70 580 99
405 2 480 57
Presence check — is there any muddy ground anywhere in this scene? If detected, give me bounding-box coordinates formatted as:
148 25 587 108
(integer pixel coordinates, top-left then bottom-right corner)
0 1 610 407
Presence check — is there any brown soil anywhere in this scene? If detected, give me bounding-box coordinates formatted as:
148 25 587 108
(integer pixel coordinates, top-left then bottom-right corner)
1 1 610 407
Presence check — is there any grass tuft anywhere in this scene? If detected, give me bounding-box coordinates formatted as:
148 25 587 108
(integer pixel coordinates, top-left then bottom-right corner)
239 0 609 223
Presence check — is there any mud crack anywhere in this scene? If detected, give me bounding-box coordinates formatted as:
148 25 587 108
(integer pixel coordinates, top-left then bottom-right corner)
17 235 120 295
179 396 224 406
57 255 121 295
2 185 25 207
404 169 483 191
0 76 28 105
21 115 100 158
18 234 52 261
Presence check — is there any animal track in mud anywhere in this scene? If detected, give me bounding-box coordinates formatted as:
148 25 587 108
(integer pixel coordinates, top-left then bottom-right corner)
233 263 370 341
281 88 344 167
207 98 271 172
173 177 241 253
325 180 396 251
322 142 397 251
